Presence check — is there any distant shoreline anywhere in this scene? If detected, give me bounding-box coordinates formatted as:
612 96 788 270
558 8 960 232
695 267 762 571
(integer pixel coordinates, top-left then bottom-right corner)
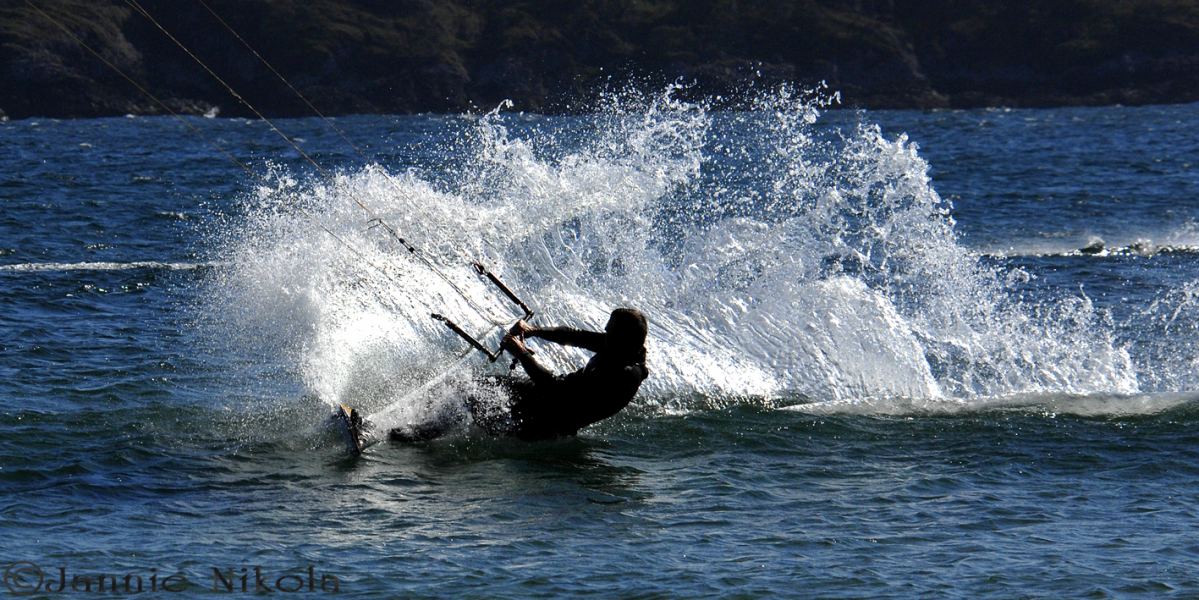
6 96 1199 123
4 0 1198 120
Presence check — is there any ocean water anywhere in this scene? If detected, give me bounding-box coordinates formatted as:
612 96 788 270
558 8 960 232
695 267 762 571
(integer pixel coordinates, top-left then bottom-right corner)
3 91 1199 597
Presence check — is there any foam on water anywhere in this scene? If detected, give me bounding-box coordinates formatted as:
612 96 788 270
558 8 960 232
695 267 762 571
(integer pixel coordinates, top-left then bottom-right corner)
0 261 211 272
203 87 1152 422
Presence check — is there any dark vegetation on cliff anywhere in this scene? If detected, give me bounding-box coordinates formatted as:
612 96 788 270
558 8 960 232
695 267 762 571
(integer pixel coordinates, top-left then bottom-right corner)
2 0 1198 118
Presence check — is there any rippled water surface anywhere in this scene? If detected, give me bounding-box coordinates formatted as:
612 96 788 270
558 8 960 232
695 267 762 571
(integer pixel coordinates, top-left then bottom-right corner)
2 98 1199 597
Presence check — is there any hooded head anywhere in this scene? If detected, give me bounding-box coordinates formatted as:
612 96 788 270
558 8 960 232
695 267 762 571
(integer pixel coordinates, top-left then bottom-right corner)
605 308 648 362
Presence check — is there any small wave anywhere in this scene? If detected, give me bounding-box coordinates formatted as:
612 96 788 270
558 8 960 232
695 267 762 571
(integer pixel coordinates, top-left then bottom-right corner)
783 391 1199 418
988 244 1199 259
154 210 190 221
0 261 214 272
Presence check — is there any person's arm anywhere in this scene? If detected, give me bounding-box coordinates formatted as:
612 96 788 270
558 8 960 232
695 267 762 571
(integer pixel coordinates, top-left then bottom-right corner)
502 333 558 386
514 350 558 386
527 326 606 353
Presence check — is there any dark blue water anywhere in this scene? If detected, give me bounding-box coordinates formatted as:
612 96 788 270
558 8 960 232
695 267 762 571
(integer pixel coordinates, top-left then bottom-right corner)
3 100 1199 598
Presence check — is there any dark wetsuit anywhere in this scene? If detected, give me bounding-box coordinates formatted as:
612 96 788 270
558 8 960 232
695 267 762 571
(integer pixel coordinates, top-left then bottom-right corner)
501 326 648 440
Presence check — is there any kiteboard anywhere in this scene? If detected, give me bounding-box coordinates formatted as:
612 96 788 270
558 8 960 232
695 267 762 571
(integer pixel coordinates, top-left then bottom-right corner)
332 403 368 456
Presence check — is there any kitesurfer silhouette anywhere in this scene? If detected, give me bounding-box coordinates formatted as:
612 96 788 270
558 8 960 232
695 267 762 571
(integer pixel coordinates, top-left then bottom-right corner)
390 308 649 442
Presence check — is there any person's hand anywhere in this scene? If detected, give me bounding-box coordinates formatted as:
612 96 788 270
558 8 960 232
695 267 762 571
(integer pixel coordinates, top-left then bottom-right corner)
508 319 535 338
501 333 529 356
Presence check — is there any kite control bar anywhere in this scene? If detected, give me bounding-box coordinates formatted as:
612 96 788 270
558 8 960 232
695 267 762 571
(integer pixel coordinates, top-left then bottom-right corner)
431 263 534 364
430 313 503 361
472 262 533 320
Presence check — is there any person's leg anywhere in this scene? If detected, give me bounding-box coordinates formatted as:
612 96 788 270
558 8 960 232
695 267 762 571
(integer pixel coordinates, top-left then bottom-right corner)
465 375 526 436
389 390 473 443
388 423 447 442
390 376 534 442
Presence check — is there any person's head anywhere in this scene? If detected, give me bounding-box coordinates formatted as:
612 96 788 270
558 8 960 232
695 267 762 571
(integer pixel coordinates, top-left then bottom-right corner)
605 307 647 360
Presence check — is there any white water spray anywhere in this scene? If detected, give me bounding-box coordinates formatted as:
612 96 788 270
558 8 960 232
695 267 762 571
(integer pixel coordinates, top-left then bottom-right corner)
204 87 1139 419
